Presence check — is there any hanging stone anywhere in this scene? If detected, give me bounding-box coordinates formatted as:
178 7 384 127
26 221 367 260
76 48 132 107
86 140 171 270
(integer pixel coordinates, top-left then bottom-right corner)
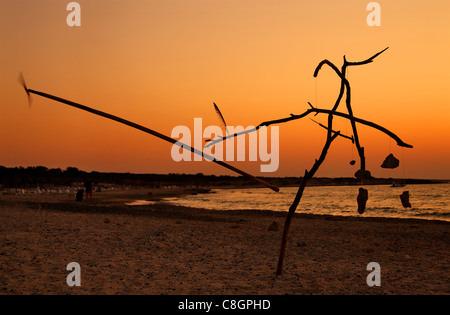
381 153 400 169
357 188 369 214
399 191 412 208
350 160 356 166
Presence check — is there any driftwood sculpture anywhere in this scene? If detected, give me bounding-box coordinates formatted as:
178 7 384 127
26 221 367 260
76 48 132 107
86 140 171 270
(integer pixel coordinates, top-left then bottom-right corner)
20 48 413 276
207 47 413 275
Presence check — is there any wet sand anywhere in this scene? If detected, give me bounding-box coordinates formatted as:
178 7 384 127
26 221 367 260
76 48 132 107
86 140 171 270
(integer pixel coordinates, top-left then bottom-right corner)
0 189 448 295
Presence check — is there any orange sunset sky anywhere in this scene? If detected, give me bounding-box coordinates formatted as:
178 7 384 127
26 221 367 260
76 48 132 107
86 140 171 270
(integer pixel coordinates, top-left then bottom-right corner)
1 0 449 179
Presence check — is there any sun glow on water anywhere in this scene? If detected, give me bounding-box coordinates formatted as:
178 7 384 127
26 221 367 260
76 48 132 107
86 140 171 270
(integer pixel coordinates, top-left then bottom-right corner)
156 184 450 222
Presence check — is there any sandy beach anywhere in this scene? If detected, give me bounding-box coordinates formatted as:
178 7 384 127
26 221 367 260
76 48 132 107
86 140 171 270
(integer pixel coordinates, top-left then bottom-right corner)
0 188 448 295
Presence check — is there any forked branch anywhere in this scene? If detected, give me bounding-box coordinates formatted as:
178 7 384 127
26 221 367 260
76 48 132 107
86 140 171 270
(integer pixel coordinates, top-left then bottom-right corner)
275 47 410 276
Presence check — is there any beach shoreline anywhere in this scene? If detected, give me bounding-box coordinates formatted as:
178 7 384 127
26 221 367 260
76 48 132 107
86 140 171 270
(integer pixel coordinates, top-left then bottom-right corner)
0 189 448 295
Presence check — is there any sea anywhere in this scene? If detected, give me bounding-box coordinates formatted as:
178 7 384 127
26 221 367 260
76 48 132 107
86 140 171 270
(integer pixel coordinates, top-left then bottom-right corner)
151 183 450 222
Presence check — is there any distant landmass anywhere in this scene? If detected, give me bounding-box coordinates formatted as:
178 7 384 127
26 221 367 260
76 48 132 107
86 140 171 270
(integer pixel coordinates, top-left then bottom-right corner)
0 166 447 189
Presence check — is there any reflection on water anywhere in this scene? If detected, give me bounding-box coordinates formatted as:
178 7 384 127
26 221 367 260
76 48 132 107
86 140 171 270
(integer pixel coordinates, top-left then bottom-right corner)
125 200 157 206
157 183 450 222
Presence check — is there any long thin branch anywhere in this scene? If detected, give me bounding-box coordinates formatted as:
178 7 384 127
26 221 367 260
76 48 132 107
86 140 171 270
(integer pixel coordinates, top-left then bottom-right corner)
276 57 346 276
345 47 389 66
310 118 354 142
263 107 413 148
276 128 341 275
206 107 413 149
25 88 280 192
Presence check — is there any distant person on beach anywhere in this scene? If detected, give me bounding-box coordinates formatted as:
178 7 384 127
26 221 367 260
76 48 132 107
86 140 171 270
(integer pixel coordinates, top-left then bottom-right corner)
84 180 93 200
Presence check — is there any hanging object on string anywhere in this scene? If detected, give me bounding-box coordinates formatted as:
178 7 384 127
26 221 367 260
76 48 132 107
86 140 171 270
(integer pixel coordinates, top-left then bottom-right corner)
399 191 411 208
315 76 318 107
381 153 400 169
357 187 369 214
346 69 356 168
399 191 412 208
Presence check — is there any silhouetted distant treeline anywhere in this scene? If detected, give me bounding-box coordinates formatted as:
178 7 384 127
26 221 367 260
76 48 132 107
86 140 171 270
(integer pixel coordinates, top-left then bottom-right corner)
0 166 446 189
0 165 287 188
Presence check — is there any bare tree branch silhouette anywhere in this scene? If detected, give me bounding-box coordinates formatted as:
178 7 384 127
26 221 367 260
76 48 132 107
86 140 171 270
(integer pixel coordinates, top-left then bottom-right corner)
206 47 413 275
206 106 412 149
274 47 413 275
18 79 279 193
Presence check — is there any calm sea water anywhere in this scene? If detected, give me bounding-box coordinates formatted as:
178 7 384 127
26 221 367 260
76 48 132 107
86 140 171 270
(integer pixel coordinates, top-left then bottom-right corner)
157 183 450 222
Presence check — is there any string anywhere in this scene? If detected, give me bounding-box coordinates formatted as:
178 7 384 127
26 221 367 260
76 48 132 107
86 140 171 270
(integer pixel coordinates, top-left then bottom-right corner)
402 147 406 185
346 68 354 161
315 77 318 107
